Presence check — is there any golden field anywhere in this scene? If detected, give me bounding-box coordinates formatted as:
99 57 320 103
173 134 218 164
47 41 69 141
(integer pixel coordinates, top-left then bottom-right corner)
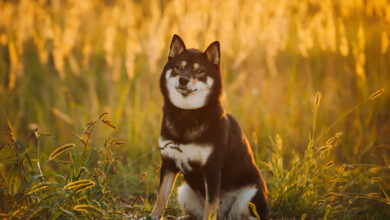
0 0 389 218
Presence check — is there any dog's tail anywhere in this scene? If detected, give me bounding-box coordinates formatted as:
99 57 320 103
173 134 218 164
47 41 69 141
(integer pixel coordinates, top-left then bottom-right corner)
249 186 270 220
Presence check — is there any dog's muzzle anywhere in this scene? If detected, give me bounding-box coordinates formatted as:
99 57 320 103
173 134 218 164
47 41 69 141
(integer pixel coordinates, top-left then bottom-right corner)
175 84 197 96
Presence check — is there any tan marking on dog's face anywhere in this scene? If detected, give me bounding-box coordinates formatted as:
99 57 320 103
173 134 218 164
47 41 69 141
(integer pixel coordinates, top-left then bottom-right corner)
180 61 187 67
193 63 200 69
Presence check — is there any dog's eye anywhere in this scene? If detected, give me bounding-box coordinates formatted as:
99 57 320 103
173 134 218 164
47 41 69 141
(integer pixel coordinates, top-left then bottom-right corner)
194 69 204 76
175 65 184 71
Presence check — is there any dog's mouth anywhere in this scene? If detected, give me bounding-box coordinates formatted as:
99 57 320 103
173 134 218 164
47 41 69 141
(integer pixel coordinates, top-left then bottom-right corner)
175 86 198 96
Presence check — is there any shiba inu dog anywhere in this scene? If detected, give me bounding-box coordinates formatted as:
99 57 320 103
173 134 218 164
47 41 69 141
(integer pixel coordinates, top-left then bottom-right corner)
150 35 269 220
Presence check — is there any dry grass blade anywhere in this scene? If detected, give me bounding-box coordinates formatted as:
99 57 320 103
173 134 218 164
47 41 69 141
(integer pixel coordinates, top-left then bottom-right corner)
248 202 261 219
369 89 384 100
11 206 26 216
28 207 47 220
328 192 341 197
48 143 75 160
367 192 380 198
72 133 87 146
77 195 88 202
170 145 183 153
77 167 90 179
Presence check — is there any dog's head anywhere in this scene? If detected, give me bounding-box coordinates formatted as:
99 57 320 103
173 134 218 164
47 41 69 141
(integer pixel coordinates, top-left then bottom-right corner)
160 34 222 110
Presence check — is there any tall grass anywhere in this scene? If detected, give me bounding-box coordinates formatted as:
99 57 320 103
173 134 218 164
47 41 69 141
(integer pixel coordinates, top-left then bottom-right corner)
1 0 390 218
265 89 390 218
0 113 125 218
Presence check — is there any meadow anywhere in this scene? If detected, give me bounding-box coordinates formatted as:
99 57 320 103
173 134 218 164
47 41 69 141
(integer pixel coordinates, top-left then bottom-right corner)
0 0 390 219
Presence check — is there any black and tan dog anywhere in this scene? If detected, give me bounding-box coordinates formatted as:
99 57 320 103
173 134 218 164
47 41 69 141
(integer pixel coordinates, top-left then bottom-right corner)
150 35 269 220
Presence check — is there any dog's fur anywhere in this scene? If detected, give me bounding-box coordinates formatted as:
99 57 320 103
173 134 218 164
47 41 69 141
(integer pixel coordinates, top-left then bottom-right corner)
150 35 269 220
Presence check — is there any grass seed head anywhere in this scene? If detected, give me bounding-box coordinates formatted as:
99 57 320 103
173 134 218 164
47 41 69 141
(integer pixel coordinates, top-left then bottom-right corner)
369 88 384 100
102 119 116 129
5 121 16 146
326 161 334 168
319 145 332 152
315 92 322 107
28 183 50 194
335 132 343 138
74 205 103 216
65 179 95 190
325 137 335 145
369 167 381 174
48 143 75 160
74 182 95 193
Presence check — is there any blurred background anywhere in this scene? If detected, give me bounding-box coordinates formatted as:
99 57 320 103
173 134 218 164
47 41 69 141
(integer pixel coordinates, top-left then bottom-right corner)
0 0 390 218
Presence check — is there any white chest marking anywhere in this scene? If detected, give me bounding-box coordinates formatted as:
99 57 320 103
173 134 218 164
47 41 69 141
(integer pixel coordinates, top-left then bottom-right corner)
159 137 213 172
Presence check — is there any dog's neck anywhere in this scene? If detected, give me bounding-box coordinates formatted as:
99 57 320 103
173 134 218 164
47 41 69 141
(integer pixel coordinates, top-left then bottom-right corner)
164 99 224 119
161 100 224 142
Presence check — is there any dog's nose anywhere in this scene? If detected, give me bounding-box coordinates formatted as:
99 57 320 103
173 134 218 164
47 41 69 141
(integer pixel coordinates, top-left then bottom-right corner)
179 76 189 86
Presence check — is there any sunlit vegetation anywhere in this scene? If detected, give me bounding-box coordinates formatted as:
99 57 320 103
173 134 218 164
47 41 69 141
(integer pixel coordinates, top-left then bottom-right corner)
0 0 389 218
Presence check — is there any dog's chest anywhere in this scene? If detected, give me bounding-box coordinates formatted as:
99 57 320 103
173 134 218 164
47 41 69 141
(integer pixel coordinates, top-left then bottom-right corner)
159 137 213 172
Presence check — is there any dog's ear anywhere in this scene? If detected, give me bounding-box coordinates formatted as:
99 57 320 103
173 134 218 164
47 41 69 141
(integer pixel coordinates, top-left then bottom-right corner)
168 34 186 59
204 41 220 66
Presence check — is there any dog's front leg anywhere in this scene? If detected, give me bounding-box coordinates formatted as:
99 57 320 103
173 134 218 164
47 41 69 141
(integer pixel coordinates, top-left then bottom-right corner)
150 161 178 220
203 168 221 220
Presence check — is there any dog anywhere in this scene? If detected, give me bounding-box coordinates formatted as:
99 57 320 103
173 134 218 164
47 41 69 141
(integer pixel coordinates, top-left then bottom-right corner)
150 34 269 220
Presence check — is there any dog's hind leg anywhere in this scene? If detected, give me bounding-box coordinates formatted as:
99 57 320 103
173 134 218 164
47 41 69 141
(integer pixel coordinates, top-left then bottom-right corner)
177 183 204 220
249 187 269 220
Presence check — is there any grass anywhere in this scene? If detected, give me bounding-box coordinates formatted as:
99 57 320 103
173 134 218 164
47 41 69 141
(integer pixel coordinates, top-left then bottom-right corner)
1 0 390 219
0 114 125 219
